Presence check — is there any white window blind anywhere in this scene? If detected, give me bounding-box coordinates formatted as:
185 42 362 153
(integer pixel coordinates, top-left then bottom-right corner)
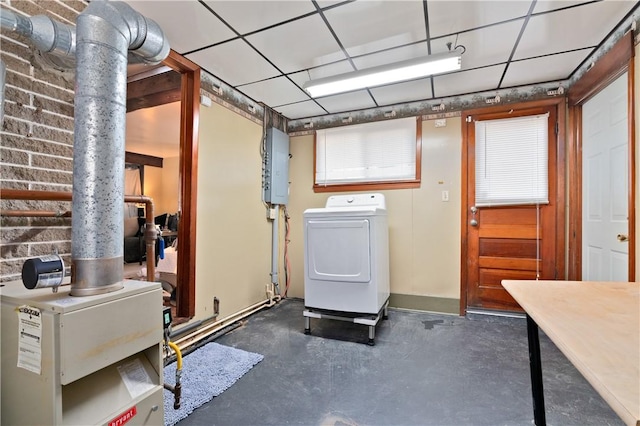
475 113 549 206
315 117 417 186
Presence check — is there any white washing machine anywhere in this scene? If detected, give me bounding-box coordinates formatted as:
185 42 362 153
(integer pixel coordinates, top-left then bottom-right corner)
303 193 389 315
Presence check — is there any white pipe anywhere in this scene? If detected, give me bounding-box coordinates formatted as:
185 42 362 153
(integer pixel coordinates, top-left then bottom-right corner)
271 204 280 294
173 296 280 351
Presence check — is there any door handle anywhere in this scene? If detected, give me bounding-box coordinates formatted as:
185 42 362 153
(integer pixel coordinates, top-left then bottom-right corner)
470 206 478 226
617 234 629 242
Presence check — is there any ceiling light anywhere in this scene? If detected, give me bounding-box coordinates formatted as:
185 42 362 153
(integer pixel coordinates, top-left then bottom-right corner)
304 50 462 98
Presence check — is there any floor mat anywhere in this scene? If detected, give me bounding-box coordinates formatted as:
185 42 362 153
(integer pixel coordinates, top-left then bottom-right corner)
163 342 264 426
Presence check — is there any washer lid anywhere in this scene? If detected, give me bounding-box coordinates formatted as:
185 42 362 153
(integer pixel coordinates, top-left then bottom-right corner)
303 206 386 217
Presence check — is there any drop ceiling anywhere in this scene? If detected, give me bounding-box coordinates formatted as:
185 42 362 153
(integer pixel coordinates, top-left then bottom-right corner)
124 0 638 122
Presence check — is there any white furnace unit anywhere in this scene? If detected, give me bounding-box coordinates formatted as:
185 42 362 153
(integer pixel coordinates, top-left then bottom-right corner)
303 193 389 344
1 280 164 425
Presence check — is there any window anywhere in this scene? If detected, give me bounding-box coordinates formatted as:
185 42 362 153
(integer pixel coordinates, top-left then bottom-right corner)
475 113 549 206
314 117 421 192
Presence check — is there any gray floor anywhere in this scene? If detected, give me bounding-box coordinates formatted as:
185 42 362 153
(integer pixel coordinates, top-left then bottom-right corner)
176 298 622 426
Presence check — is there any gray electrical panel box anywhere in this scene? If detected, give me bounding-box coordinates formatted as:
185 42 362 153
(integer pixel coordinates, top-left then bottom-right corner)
263 127 290 205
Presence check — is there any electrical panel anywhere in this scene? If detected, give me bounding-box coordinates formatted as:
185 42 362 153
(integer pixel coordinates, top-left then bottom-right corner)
263 127 290 205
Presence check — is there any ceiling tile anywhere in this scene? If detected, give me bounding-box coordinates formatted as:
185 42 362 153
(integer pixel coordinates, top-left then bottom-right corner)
433 65 504 98
502 49 591 87
324 1 426 56
352 43 431 70
246 14 345 73
124 1 235 54
186 39 280 86
315 90 377 114
450 19 524 69
533 1 593 14
514 1 635 60
427 1 531 38
204 0 316 35
289 60 354 88
369 78 433 106
316 1 346 8
274 100 327 120
238 76 309 107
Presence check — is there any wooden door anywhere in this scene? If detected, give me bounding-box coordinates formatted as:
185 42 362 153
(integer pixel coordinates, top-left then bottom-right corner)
463 105 560 312
582 72 629 281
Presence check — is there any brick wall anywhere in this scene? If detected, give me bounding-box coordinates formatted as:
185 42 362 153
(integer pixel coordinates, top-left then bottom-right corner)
1 0 88 282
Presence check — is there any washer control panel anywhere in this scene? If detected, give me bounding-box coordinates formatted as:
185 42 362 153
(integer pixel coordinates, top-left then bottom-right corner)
325 193 386 209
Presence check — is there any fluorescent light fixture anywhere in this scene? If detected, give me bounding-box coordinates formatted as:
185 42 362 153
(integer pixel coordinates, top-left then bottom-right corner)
304 50 461 97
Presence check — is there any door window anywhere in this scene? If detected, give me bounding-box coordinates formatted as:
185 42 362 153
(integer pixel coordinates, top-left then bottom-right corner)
475 113 549 206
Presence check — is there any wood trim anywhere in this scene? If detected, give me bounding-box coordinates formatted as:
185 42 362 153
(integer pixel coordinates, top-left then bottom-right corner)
568 106 583 280
567 34 635 281
462 97 565 118
628 55 636 282
313 180 421 193
459 111 470 315
125 151 163 168
556 99 567 280
568 32 633 106
312 117 422 193
163 50 200 318
415 116 422 182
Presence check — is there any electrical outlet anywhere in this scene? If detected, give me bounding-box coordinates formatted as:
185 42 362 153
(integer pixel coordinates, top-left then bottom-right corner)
268 208 276 220
441 190 449 202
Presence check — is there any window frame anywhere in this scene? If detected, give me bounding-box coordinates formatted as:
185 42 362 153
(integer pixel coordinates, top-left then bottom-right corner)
312 116 422 193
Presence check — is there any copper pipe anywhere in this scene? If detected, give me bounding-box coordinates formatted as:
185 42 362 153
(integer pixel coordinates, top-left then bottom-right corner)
1 210 72 217
125 195 156 282
0 189 74 202
0 189 157 283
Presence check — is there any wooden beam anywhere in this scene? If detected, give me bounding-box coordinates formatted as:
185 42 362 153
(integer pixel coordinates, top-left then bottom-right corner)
125 151 163 168
127 70 181 112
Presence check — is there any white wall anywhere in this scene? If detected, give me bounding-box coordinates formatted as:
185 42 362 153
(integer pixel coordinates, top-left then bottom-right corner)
143 156 179 216
194 103 272 319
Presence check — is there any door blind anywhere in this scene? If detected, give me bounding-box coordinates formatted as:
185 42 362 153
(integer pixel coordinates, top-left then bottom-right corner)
475 113 549 206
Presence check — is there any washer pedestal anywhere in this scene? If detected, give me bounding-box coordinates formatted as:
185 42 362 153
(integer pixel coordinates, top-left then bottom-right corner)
303 298 389 346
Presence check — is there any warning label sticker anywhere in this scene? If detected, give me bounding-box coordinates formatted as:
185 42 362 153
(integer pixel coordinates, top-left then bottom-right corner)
16 305 42 374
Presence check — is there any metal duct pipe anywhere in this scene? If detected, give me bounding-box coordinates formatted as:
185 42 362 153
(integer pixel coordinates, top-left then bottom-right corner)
0 9 75 59
71 1 169 296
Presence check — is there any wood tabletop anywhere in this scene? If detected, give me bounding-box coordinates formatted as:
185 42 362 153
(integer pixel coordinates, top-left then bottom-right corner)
502 280 640 426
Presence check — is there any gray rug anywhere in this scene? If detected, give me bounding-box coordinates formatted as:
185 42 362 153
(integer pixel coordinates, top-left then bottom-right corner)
164 342 264 426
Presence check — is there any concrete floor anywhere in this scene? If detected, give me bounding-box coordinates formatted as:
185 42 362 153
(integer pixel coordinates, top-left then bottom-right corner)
177 298 622 426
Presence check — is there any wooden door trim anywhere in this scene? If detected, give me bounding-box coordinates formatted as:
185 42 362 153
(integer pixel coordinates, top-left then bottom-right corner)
163 50 200 318
567 32 635 281
460 98 566 315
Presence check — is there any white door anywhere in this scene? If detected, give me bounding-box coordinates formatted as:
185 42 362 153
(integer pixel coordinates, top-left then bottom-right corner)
582 72 629 281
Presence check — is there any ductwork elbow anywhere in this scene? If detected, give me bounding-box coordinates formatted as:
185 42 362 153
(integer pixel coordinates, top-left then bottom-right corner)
130 17 170 65
82 1 170 64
